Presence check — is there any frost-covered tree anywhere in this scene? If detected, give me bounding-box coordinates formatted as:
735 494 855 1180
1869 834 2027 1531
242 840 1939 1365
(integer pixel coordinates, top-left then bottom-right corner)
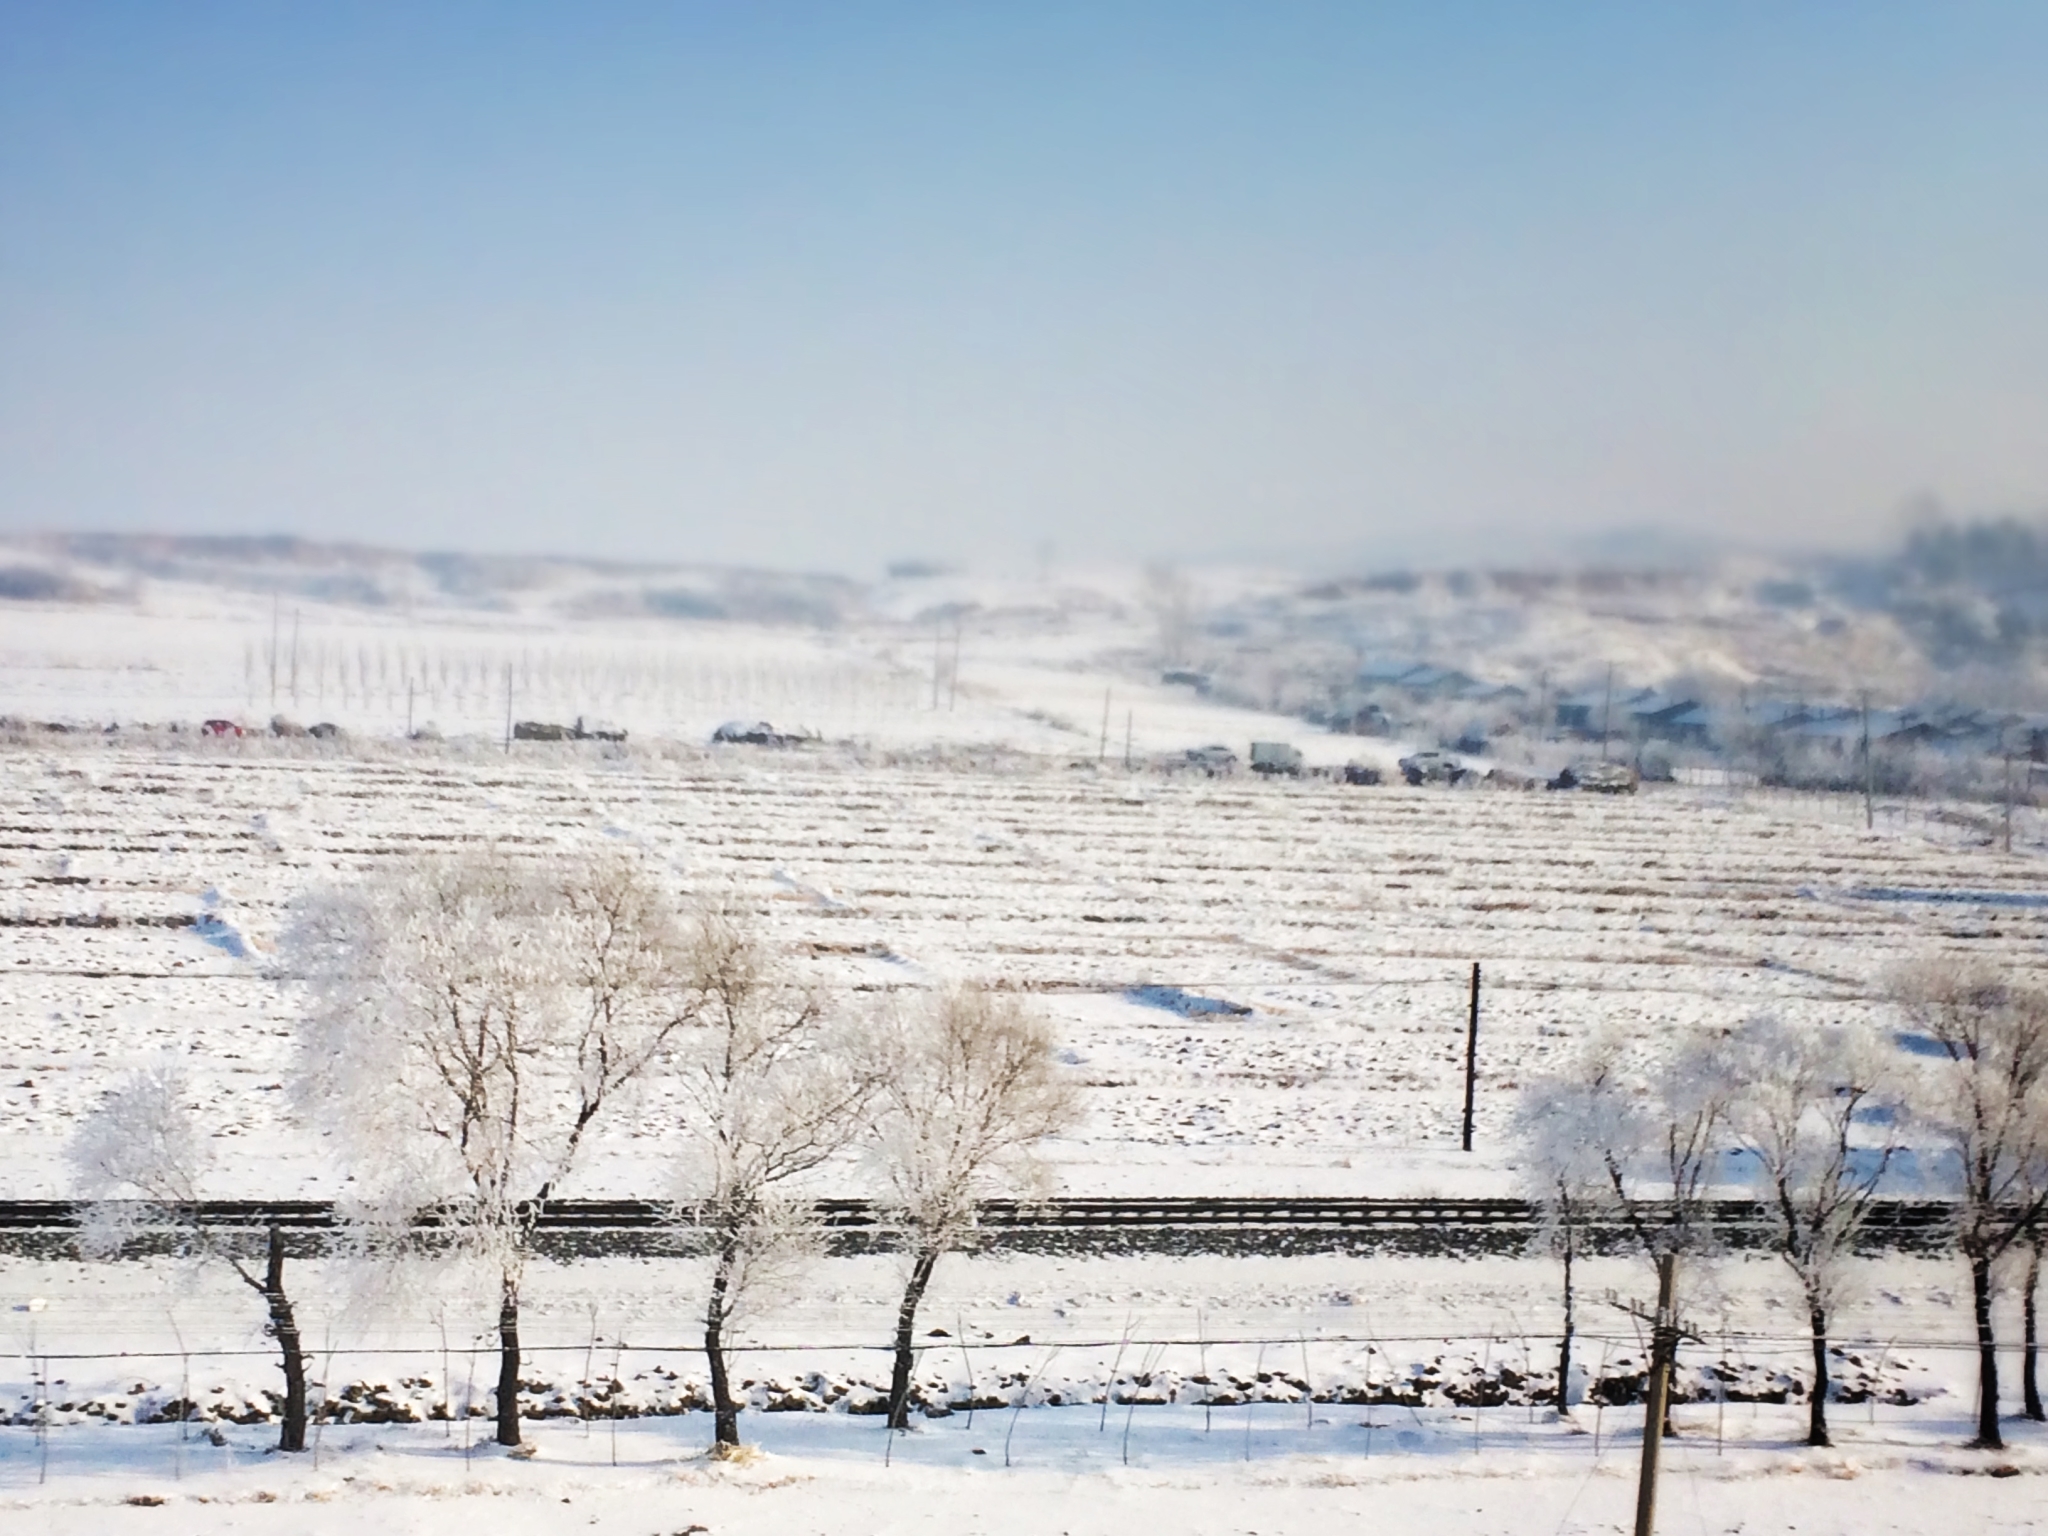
1562 1027 1737 1439
1723 1015 1900 1447
70 1066 312 1451
1893 959 2048 1449
865 985 1081 1429
1513 1036 1631 1420
668 909 872 1452
1576 1028 1738 1266
288 849 695 1448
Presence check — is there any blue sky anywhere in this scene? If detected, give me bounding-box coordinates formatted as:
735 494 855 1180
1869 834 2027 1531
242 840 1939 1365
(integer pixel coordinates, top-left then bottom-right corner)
2 3 2044 575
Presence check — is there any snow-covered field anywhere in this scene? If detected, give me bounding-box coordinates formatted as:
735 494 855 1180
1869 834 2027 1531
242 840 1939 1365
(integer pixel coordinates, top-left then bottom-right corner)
3 735 2041 1197
6 579 2048 1528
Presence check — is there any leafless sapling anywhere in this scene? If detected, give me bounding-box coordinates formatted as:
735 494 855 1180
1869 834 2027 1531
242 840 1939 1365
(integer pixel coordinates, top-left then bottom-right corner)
865 985 1081 1429
1513 1042 1626 1420
1723 1015 1901 1447
288 848 695 1447
70 1067 313 1451
1588 1027 1737 1440
1894 959 2048 1448
667 909 872 1452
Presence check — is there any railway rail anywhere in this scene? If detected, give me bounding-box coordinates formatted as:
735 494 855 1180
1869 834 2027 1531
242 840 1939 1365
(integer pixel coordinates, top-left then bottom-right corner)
0 1196 1960 1258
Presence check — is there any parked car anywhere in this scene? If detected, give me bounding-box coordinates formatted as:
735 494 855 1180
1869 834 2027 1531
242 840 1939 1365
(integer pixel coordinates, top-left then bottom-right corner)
1550 760 1639 794
1182 744 1238 775
712 720 795 747
1397 750 1469 786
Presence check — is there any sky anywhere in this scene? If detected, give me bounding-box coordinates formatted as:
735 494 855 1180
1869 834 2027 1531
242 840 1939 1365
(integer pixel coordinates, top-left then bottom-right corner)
1 3 2045 578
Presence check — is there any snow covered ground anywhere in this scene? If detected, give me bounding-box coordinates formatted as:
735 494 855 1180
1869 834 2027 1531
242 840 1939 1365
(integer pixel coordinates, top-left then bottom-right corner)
2 736 2041 1198
4 1409 2046 1534
6 575 2047 1528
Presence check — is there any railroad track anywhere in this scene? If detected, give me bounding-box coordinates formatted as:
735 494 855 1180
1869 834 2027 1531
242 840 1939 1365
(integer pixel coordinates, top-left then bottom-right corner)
0 1196 1959 1254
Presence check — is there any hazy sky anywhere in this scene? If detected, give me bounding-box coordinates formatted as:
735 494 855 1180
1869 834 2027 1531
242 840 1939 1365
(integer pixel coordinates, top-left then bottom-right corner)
2 4 2044 577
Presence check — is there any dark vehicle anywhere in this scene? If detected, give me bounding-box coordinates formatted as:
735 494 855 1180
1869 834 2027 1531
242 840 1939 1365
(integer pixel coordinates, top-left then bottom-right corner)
712 720 795 747
1550 760 1639 794
1397 750 1469 786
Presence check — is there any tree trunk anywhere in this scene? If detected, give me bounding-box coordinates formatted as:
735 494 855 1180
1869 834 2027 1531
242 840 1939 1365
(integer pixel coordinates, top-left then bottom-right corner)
1556 1236 1576 1417
1970 1251 2002 1449
705 1238 742 1449
1805 1299 1831 1447
263 1224 309 1453
2025 1243 2044 1423
495 1272 523 1447
887 1246 941 1430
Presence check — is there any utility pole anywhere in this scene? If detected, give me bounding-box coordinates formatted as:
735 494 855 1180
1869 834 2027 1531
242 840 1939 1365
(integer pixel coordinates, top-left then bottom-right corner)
1600 665 1614 762
1098 688 1111 763
268 594 280 710
406 679 415 738
1861 692 1874 830
503 663 514 755
949 621 962 710
1123 709 1133 771
2005 741 2015 854
1633 1253 1679 1536
931 622 942 710
1460 963 1481 1153
289 609 301 709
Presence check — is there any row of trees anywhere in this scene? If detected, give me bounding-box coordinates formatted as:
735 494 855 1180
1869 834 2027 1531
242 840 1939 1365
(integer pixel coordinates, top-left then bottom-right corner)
69 851 1078 1455
71 861 2048 1461
1517 960 2048 1451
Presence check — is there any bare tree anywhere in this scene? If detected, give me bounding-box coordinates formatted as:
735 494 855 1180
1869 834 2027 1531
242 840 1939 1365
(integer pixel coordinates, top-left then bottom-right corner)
1513 1038 1629 1421
1576 1027 1737 1444
288 848 694 1448
1723 1015 1900 1447
1607 1029 1738 1263
1895 959 2048 1448
669 909 871 1453
70 1067 312 1451
865 986 1081 1429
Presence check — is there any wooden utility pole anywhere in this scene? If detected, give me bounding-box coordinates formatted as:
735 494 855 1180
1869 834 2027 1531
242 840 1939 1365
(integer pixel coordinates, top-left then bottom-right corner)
931 623 942 710
289 609 301 708
503 663 514 754
2005 745 2015 854
1098 688 1111 762
269 594 280 709
1600 665 1614 762
1460 963 1481 1152
1862 692 1874 830
948 621 962 710
1123 709 1133 771
1632 1254 1679 1536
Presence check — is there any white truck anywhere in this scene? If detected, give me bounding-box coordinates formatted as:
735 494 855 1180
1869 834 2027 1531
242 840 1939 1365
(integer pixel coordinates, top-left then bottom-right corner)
1249 741 1305 776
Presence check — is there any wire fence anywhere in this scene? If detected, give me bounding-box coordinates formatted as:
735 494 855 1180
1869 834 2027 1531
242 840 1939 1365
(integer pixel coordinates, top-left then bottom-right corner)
4 1317 2017 1496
